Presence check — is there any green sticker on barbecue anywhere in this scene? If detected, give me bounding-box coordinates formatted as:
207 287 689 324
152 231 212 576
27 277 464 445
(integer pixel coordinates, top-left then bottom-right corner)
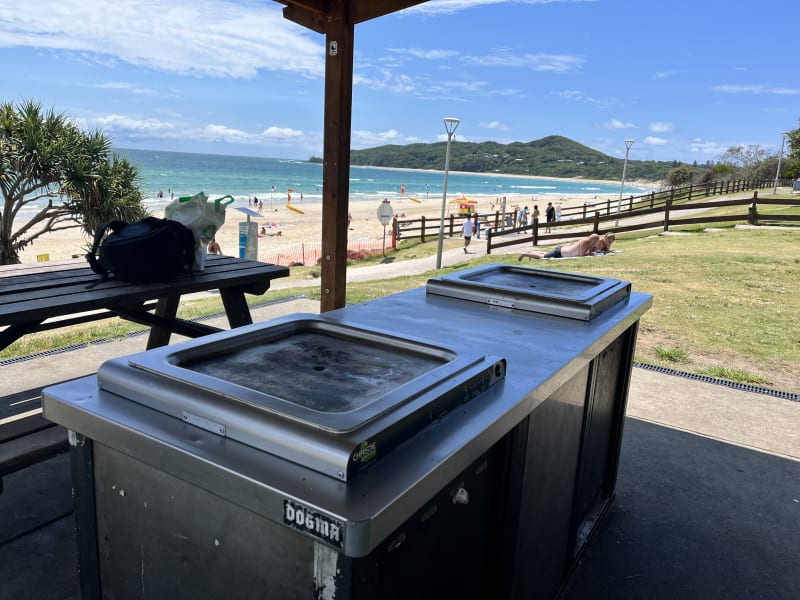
352 440 377 464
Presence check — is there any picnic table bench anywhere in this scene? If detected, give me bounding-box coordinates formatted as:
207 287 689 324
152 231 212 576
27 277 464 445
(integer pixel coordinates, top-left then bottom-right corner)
0 255 289 491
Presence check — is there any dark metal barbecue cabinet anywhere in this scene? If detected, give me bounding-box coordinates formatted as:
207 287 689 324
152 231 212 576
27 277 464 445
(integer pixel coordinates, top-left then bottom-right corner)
44 264 651 600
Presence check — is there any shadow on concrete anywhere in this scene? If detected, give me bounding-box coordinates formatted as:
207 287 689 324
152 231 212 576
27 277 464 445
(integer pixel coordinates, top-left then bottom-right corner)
1 416 798 600
561 418 800 600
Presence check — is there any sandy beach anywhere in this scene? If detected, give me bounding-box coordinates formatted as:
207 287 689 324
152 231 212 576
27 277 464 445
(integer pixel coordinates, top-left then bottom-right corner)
17 192 600 266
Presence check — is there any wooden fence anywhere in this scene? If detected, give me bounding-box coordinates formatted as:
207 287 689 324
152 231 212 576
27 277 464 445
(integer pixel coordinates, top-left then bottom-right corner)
392 178 797 253
486 192 800 253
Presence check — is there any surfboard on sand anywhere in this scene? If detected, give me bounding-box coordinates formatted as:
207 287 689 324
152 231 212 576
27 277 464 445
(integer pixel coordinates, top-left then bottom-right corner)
286 203 304 214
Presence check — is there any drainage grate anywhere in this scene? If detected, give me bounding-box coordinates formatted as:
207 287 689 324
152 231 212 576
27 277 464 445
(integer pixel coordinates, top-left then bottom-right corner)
633 362 799 402
0 295 309 368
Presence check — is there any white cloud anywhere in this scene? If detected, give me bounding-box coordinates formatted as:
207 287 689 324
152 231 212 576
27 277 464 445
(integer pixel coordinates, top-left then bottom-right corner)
711 84 800 95
351 128 419 148
394 48 460 60
650 121 673 133
480 120 509 131
408 0 594 16
88 114 176 135
769 87 800 95
603 118 635 130
464 50 584 73
558 90 599 105
92 81 164 97
0 0 323 79
652 69 687 79
202 124 252 143
262 126 304 140
643 136 668 145
712 84 765 94
690 138 726 155
81 113 308 147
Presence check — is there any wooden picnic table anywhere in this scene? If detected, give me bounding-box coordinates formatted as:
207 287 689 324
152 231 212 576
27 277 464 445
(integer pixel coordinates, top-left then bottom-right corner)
0 255 289 491
0 255 289 352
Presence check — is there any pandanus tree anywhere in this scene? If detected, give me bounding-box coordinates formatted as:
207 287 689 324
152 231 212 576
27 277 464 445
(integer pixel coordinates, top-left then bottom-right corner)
0 99 148 264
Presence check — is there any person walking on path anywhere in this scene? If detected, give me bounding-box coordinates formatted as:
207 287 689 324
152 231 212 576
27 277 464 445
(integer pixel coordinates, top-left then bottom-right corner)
545 202 556 233
462 215 475 253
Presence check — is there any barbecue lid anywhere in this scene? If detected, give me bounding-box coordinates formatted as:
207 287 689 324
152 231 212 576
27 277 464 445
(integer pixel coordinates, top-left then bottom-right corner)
96 314 505 481
426 264 631 321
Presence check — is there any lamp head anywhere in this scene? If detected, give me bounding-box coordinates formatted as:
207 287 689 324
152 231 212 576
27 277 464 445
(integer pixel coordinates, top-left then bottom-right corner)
443 117 460 135
624 138 635 148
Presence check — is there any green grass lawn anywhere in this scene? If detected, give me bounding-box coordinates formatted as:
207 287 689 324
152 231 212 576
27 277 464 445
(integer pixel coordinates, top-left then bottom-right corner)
4 224 798 393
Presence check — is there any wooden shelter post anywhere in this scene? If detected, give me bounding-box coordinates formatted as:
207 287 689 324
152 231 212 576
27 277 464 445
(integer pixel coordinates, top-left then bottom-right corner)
275 1 429 312
320 3 354 312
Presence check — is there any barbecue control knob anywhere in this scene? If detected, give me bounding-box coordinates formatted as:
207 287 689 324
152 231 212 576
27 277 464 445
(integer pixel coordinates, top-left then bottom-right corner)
452 487 469 505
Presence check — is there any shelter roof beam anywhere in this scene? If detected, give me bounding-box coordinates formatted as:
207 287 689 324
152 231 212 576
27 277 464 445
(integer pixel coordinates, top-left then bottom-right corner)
274 1 429 28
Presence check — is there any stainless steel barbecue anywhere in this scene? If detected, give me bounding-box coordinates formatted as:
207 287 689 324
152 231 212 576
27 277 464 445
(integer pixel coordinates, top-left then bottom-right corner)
426 264 631 320
96 314 506 481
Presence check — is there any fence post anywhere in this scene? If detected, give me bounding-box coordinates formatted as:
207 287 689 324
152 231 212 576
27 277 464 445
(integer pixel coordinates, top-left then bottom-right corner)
650 191 655 208
420 215 426 243
486 227 493 255
664 197 671 232
532 217 539 246
392 217 398 249
448 214 454 237
688 184 693 202
748 191 758 225
593 212 600 233
606 198 612 215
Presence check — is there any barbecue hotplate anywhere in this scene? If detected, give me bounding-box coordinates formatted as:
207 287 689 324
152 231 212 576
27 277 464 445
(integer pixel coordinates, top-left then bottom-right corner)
96 315 505 480
426 264 631 321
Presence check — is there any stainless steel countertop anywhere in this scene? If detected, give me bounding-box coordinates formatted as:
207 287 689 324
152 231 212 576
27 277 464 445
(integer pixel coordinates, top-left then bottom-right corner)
43 277 651 557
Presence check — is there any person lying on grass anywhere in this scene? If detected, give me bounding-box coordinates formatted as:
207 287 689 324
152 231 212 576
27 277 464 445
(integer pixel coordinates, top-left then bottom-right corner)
518 233 615 260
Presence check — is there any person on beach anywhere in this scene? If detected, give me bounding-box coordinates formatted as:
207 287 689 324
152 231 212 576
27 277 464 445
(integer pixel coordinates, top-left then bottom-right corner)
517 233 603 261
462 215 475 253
207 238 222 255
545 202 556 233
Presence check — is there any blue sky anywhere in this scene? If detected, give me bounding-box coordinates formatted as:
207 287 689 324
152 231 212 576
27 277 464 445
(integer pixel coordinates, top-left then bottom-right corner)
1 0 797 164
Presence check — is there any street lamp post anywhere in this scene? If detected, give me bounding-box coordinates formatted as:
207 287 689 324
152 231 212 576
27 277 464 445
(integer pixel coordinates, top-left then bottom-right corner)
616 139 635 227
436 117 460 270
773 132 789 195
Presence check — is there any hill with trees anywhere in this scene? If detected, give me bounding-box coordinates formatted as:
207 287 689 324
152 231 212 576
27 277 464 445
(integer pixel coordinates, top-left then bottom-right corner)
325 136 701 182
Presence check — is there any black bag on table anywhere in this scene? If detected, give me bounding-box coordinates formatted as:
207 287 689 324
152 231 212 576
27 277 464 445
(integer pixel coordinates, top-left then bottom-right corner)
86 217 195 282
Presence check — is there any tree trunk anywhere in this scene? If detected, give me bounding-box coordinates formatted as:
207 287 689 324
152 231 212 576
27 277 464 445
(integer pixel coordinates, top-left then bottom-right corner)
0 239 22 265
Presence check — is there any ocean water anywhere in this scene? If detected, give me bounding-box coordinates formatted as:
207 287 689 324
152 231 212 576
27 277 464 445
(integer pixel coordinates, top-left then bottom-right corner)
118 148 650 213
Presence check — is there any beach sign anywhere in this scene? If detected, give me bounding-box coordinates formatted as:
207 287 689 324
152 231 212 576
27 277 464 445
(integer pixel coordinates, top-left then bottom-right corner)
377 199 394 256
377 199 394 226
